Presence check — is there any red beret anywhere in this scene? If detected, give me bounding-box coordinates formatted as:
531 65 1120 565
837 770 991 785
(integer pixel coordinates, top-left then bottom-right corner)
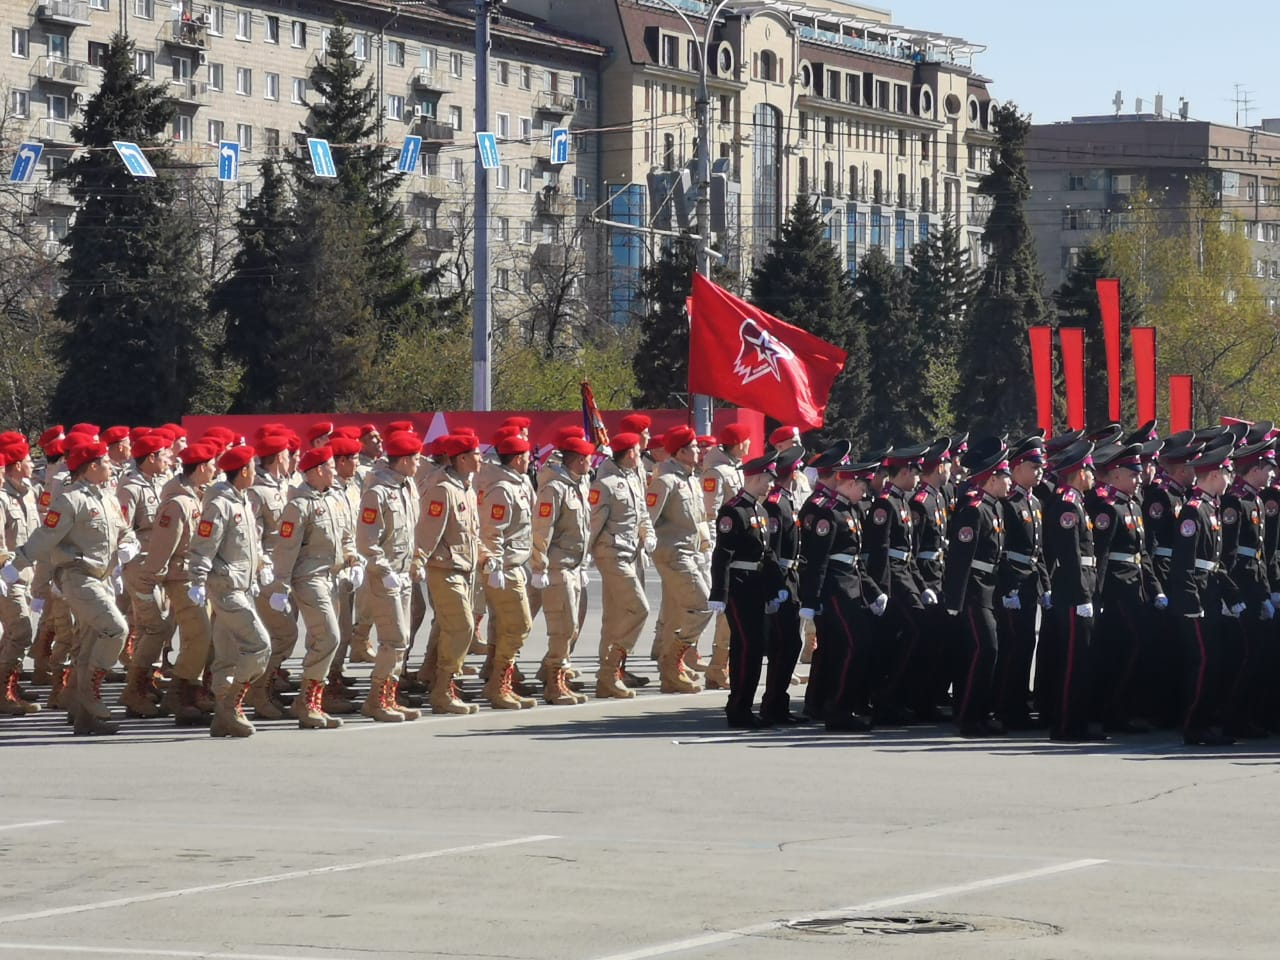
443 434 480 457
719 423 751 446
770 426 800 446
359 423 379 437
285 432 301 452
299 445 333 473
161 423 187 439
306 421 334 442
205 426 236 442
647 434 665 451
385 432 423 458
254 424 285 443
218 445 256 472
44 438 65 458
1 439 30 462
387 420 415 434
556 425 588 442
560 437 596 457
497 436 531 456
38 425 65 449
492 425 522 444
129 427 152 444
256 433 290 458
150 427 175 444
103 426 130 445
330 438 362 457
132 435 169 459
502 416 532 430
454 425 478 437
334 425 362 440
179 443 217 466
0 450 8 469
69 422 100 438
619 414 652 433
64 432 94 452
67 441 108 472
697 435 717 446
664 426 697 455
610 432 641 453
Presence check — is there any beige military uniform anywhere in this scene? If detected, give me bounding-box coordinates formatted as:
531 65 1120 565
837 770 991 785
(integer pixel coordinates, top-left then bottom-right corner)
0 476 40 681
249 471 299 683
330 473 365 673
479 462 535 671
532 465 590 670
356 464 419 683
118 471 174 673
188 481 270 697
647 459 713 666
34 463 73 678
272 481 356 682
588 461 650 659
142 475 212 686
418 466 479 685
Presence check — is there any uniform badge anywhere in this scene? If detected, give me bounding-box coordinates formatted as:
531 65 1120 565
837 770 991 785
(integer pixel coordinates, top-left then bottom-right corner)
1179 519 1197 538
158 513 171 528
361 508 378 525
44 510 60 528
491 504 507 521
588 489 600 505
646 493 658 507
197 520 213 538
1148 502 1165 519
232 512 242 525
280 521 295 539
767 517 778 533
1222 508 1239 525
718 516 734 533
120 506 129 521
1267 501 1280 517
1094 513 1111 531
815 519 831 536
702 478 716 493
1060 512 1077 529
428 501 444 518
872 508 888 525
539 502 553 518
38 491 51 508
957 525 974 543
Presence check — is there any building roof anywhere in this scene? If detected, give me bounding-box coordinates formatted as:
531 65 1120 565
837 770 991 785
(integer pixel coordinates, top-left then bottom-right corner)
350 0 608 57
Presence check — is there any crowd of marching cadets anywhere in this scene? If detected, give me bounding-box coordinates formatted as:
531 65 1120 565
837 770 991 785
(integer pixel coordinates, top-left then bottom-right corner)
0 413 1274 746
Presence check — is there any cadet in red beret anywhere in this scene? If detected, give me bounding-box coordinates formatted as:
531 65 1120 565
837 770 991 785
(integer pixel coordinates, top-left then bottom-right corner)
322 435 369 701
0 438 38 718
305 421 334 447
387 420 415 434
663 425 697 457
619 413 651 436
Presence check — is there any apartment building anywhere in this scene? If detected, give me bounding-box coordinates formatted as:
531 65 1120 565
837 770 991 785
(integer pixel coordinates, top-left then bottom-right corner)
3 0 604 300
512 0 996 318
1027 114 1280 310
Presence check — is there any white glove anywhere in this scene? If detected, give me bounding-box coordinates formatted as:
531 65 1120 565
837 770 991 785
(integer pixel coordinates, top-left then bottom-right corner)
269 592 290 613
117 540 140 564
1002 592 1022 611
1040 591 1053 610
487 568 506 590
348 563 365 591
1075 603 1094 618
531 571 550 590
1263 599 1276 621
708 600 726 614
776 589 789 603
1231 601 1248 616
1154 594 1169 611
30 597 44 616
258 561 274 588
946 609 960 617
921 588 939 607
188 584 206 605
111 569 124 596
0 578 7 598
579 567 590 588
870 593 889 617
644 533 656 553
382 572 402 592
799 607 816 622
0 563 19 585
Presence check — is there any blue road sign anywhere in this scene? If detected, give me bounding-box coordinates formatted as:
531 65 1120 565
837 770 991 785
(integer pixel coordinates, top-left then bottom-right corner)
112 141 157 178
550 127 570 165
9 142 43 184
217 140 240 182
397 135 422 175
307 137 337 178
476 132 500 171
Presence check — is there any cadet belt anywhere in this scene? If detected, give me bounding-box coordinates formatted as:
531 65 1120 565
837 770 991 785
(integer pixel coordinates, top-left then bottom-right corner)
917 550 943 562
970 559 995 573
1195 559 1219 571
729 560 762 571
829 553 856 565
777 558 796 570
887 548 911 561
1005 550 1037 565
1079 557 1097 568
1236 546 1259 559
1153 547 1173 558
1106 552 1141 564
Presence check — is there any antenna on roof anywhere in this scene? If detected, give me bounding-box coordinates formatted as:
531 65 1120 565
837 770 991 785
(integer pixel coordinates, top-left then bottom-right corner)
1112 90 1123 116
1179 97 1189 120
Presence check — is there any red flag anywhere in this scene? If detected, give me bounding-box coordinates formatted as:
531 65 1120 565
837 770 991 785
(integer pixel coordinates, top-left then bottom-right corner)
1028 326 1054 438
687 273 847 429
1096 278 1122 422
1169 376 1193 434
1130 327 1157 426
1060 327 1086 431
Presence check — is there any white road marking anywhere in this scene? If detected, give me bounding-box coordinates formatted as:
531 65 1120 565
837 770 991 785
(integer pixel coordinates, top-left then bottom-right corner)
587 858 1108 960
0 945 358 960
0 834 556 927
0 820 61 833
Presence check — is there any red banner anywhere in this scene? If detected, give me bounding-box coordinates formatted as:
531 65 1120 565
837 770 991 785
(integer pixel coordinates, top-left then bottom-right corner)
1131 326 1157 426
1096 278 1122 422
1060 327 1087 432
1169 376 1193 434
1028 326 1054 438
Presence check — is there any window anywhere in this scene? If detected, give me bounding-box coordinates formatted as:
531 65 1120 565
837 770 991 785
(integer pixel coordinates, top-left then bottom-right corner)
237 182 253 207
449 52 462 77
419 46 434 69
448 105 462 131
264 127 279 156
48 94 69 121
521 221 533 243
573 176 587 200
235 10 250 39
264 72 278 100
264 15 278 43
236 123 252 150
519 168 532 192
173 114 192 142
87 41 109 67
291 77 306 104
207 118 224 143
686 39 700 72
519 116 532 140
660 33 678 68
11 89 28 118
90 0 108 10
135 50 153 77
449 158 463 181
870 209 882 248
48 34 68 61
208 62 223 90
11 29 28 58
496 112 509 138
495 165 509 190
495 268 510 290
291 20 306 48
756 50 775 82
133 0 153 18
386 94 404 119
495 61 508 85
235 67 251 95
496 217 509 240
171 55 191 80
387 40 404 67
354 34 368 60
208 5 223 35
520 65 531 89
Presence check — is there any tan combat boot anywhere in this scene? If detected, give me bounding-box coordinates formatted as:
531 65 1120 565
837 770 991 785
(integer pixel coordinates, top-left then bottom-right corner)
246 675 285 720
543 665 584 706
431 670 479 715
322 680 358 715
348 629 376 665
195 670 216 713
78 667 114 720
1 669 40 715
72 700 119 735
48 667 72 711
482 662 528 710
360 676 404 722
293 678 341 729
660 642 703 694
210 684 255 738
384 678 421 721
596 645 636 700
170 679 208 727
120 666 161 718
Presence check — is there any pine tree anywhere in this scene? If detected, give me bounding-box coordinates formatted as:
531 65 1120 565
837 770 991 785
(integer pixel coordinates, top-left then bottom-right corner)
632 237 697 407
856 246 929 445
955 102 1052 436
750 195 869 446
51 33 209 423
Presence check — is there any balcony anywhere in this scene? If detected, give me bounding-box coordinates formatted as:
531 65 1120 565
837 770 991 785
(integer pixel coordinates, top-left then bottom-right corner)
420 228 455 252
410 68 451 94
35 0 91 26
167 78 210 106
417 174 448 196
31 56 88 86
531 140 552 163
417 119 455 143
41 118 75 146
532 243 582 271
533 90 576 116
35 179 76 208
159 8 210 50
535 189 574 217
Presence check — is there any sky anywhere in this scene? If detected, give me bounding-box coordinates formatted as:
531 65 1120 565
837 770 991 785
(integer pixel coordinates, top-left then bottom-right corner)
883 1 1279 128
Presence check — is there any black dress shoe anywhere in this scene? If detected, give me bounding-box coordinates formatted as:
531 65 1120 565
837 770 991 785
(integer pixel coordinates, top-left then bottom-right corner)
761 712 805 726
825 713 872 732
726 713 762 729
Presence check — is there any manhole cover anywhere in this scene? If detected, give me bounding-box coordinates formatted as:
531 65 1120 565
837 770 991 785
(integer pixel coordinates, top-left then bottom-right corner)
786 914 974 936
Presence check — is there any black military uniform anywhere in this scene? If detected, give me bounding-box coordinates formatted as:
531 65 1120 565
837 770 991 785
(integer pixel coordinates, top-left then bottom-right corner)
709 456 777 728
910 437 953 717
942 441 1009 736
759 448 805 725
1043 441 1101 742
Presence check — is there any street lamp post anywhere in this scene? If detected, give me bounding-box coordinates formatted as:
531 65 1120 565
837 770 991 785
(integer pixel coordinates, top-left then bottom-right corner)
472 0 503 411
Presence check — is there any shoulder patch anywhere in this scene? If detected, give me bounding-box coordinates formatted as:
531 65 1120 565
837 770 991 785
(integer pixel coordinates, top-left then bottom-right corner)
1094 512 1111 531
872 507 889 525
1268 500 1279 518
1061 488 1079 505
588 489 601 505
279 521 295 539
702 477 717 492
428 500 444 517
957 525 974 543
1148 501 1165 519
197 520 213 538
766 488 783 504
1059 512 1077 529
361 507 378 525
718 515 734 533
646 492 658 507
913 490 928 504
158 513 172 528
539 502 553 518
815 518 831 536
1222 507 1239 525
491 504 507 521
1180 518 1197 538
38 491 51 508
44 510 60 528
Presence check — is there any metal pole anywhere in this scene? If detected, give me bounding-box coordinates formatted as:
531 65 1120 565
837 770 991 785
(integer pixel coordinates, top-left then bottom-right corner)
472 0 492 410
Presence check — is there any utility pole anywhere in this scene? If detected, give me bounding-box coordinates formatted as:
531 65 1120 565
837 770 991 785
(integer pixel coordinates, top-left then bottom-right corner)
472 0 497 410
